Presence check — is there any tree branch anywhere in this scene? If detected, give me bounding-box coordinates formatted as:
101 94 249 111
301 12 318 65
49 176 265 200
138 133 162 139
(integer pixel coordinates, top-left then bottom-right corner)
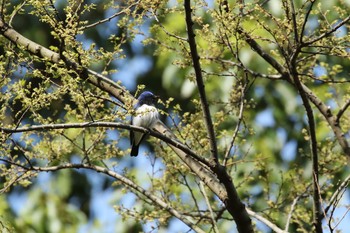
246 208 288 233
184 0 219 163
302 15 350 46
285 194 302 232
223 80 246 166
184 3 254 231
0 17 235 226
0 121 212 168
290 49 323 233
80 1 140 30
299 0 316 43
199 181 219 233
24 162 207 233
301 84 350 158
324 174 350 216
236 27 288 78
0 17 129 104
336 99 350 123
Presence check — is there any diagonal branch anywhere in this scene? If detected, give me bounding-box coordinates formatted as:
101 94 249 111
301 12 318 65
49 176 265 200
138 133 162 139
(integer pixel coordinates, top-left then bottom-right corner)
27 163 206 233
0 121 211 168
336 99 350 123
80 1 140 30
199 181 219 233
324 174 350 216
184 0 219 163
247 208 288 233
301 84 350 158
302 15 350 47
236 27 288 78
0 18 129 104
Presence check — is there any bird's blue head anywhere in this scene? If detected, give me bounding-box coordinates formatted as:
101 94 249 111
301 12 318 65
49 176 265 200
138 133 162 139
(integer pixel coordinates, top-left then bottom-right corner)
137 91 159 106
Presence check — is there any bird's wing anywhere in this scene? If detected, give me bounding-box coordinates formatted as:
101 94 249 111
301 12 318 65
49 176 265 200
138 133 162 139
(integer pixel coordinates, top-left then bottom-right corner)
130 118 134 145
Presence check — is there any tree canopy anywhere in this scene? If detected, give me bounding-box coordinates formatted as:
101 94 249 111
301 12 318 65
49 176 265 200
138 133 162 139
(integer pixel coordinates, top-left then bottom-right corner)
1 0 350 232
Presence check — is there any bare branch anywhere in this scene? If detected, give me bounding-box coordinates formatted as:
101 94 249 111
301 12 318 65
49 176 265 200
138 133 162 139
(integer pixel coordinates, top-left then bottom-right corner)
151 9 187 42
208 58 283 80
236 27 288 78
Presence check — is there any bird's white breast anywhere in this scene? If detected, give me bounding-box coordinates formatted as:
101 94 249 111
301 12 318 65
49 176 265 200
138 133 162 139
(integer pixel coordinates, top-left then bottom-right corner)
132 104 159 128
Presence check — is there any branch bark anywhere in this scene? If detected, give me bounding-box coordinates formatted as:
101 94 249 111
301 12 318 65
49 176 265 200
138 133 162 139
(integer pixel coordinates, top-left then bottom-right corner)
291 47 323 232
184 0 219 163
0 18 129 104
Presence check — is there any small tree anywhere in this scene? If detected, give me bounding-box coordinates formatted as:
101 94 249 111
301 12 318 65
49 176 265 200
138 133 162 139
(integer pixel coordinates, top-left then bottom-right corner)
1 0 349 232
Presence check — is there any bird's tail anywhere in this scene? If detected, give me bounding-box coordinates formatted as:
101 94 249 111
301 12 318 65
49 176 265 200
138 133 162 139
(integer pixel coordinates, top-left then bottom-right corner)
130 145 139 157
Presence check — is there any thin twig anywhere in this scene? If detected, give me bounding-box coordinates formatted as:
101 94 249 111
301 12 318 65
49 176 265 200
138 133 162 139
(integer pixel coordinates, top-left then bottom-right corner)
80 1 140 30
151 9 187 41
199 181 219 233
324 174 350 216
246 208 288 233
285 194 302 231
223 80 246 166
302 15 350 46
300 0 316 43
181 173 201 212
9 1 27 27
336 99 350 122
289 0 299 43
206 58 283 80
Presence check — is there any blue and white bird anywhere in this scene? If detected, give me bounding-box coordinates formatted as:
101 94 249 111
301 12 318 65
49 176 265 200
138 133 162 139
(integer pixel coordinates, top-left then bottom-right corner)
130 91 159 157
